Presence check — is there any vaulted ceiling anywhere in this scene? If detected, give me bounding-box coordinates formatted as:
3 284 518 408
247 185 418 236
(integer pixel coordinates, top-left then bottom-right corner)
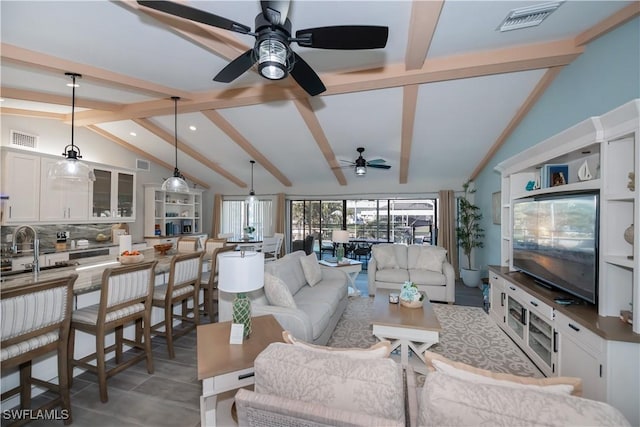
1 1 638 196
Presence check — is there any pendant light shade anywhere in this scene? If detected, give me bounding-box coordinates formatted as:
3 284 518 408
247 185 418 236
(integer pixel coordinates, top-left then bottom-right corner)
246 160 256 203
162 96 189 193
48 73 96 182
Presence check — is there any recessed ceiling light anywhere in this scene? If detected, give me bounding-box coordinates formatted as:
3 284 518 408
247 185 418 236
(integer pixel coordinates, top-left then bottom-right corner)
189 125 197 131
129 132 137 137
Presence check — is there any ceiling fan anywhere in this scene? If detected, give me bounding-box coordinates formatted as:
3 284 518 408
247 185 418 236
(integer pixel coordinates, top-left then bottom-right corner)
137 0 388 96
340 147 391 176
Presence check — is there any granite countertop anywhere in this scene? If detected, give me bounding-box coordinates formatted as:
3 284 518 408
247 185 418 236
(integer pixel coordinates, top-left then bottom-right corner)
6 240 147 258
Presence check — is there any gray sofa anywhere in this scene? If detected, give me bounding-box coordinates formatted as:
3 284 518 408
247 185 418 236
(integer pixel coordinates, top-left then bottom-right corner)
368 243 455 303
219 251 348 344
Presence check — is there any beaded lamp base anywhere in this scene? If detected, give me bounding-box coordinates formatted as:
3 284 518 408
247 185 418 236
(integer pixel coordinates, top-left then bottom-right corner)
336 245 345 262
232 293 252 337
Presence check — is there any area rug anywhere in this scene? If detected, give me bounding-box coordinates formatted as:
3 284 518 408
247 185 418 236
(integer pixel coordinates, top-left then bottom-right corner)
327 297 543 378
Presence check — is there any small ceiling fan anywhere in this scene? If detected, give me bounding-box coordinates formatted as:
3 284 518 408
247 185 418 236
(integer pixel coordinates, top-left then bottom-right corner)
340 147 391 176
137 0 388 96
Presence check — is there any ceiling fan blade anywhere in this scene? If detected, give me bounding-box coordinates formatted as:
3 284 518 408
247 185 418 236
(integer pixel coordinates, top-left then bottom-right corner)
261 0 290 25
213 49 256 83
290 52 326 96
137 1 251 34
368 164 391 170
367 158 387 165
295 26 388 49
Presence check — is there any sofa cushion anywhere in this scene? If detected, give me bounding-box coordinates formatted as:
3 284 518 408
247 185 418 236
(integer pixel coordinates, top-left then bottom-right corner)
264 273 297 308
424 351 582 396
300 253 322 287
372 244 399 269
294 301 333 340
409 269 446 286
282 331 392 359
255 343 405 422
376 268 410 283
294 278 346 309
409 246 446 272
418 371 630 427
265 252 307 295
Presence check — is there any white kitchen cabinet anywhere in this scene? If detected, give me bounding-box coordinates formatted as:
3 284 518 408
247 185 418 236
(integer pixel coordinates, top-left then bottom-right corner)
1 150 40 224
488 271 505 325
39 158 90 222
90 168 135 222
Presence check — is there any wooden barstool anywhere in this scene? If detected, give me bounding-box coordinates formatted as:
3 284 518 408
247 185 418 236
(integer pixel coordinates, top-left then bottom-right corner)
1 274 77 426
151 251 203 358
68 261 157 403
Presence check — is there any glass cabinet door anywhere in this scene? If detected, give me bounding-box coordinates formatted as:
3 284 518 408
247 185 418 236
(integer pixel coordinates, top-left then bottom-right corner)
528 312 553 368
507 296 526 339
92 169 112 218
117 172 134 218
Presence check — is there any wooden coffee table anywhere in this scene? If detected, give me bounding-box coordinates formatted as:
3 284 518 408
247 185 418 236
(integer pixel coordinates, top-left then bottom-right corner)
197 315 284 427
371 289 442 371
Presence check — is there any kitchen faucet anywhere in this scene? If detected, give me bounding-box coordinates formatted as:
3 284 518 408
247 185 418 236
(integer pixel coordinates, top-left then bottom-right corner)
12 225 40 275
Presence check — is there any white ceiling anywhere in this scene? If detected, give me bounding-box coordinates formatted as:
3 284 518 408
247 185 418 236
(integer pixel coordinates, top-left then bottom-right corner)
1 0 636 196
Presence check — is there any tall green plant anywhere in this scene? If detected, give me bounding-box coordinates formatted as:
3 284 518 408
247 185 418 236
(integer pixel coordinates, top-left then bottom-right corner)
456 180 485 270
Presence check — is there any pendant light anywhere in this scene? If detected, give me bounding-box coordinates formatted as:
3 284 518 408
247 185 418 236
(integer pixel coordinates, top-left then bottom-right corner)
246 160 256 203
48 73 96 182
161 96 189 193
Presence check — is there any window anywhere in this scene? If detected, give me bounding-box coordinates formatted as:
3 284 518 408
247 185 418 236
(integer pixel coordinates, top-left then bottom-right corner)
221 199 273 240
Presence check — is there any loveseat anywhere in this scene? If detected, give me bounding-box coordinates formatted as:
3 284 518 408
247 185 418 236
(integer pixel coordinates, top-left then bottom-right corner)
235 342 631 427
368 243 455 303
219 251 349 344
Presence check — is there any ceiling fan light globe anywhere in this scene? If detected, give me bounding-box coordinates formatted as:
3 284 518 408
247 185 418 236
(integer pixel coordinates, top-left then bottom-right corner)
355 165 367 176
258 39 288 80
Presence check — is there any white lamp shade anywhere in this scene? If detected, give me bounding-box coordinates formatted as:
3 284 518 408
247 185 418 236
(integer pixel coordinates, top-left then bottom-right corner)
332 230 350 244
218 251 265 293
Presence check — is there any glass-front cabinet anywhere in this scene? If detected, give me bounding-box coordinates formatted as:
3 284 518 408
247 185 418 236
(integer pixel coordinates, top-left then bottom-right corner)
528 311 553 369
91 168 136 222
507 296 525 340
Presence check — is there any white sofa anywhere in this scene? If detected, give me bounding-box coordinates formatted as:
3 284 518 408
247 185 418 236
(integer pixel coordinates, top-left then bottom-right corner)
219 251 349 344
368 244 455 303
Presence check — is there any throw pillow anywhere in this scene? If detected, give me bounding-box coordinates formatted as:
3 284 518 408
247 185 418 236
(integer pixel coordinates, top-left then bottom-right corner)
416 246 446 272
424 351 582 396
263 273 297 308
372 245 399 269
282 331 392 359
299 253 322 286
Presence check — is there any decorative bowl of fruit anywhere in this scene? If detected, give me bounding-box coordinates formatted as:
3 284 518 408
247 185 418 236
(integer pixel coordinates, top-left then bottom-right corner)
118 250 144 264
153 243 173 255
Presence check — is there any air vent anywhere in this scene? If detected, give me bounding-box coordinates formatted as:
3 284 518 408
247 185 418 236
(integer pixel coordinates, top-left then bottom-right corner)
136 159 150 171
10 130 38 149
497 2 563 32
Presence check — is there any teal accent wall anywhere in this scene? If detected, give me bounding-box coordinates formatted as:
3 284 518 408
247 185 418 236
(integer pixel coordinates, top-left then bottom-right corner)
473 17 640 275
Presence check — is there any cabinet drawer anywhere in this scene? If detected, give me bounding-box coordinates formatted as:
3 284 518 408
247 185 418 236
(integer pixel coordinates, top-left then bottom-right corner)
525 295 553 321
555 311 603 354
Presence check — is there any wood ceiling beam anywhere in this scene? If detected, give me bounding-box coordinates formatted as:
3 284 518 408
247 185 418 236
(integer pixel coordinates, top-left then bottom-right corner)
1 87 123 111
400 85 419 184
1 43 192 99
293 99 347 186
469 67 564 182
575 2 640 46
86 125 210 189
405 0 444 70
64 37 583 126
132 117 246 188
0 107 64 120
201 110 292 187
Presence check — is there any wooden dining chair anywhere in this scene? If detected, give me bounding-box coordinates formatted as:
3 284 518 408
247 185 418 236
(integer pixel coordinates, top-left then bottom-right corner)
68 261 157 403
200 245 237 321
176 236 200 252
1 274 77 426
151 251 203 358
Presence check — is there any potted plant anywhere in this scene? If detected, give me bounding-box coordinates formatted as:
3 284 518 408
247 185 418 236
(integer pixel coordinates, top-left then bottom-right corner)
456 180 485 287
243 226 255 241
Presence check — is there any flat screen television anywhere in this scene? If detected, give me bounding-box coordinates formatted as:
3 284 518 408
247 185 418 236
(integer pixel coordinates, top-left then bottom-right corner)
512 191 599 304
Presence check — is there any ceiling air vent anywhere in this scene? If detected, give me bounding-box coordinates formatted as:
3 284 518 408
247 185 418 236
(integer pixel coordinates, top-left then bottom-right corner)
136 159 150 171
10 130 38 149
497 1 563 32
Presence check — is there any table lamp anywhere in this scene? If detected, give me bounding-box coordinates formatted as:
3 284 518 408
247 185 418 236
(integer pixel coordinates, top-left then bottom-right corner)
218 251 264 337
332 230 350 262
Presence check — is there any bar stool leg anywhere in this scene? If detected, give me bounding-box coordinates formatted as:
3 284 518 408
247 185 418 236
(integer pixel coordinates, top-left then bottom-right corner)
96 334 108 403
165 305 175 359
19 361 32 409
57 340 72 425
141 316 154 374
68 328 76 387
115 326 123 364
